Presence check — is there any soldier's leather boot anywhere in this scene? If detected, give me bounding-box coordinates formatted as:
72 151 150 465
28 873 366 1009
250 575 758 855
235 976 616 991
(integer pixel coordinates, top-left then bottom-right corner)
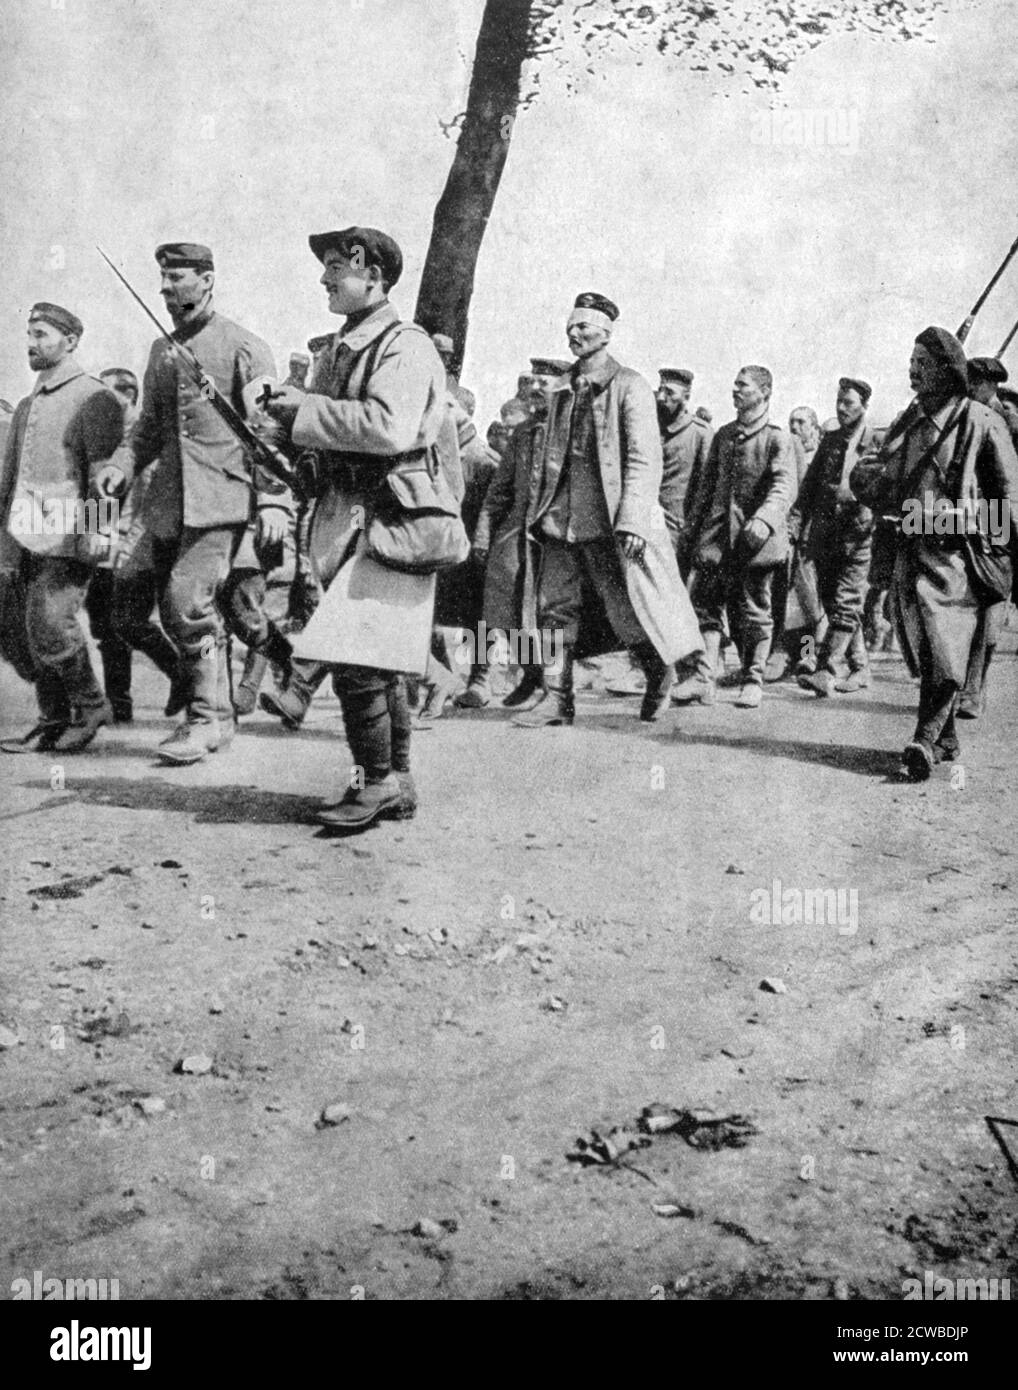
835 626 870 692
158 719 226 765
51 652 111 752
234 651 268 717
502 665 544 708
259 660 323 729
799 627 852 698
53 702 113 753
455 663 491 709
672 631 719 706
637 647 674 723
316 775 403 832
512 648 574 727
99 640 134 723
3 672 71 753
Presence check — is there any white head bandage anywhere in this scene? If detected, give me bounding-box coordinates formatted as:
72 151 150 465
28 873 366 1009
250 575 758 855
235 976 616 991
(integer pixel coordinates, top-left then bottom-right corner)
568 307 613 334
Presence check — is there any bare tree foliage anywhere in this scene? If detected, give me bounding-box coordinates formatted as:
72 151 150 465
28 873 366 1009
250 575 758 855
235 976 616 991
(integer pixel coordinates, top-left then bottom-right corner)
417 0 969 373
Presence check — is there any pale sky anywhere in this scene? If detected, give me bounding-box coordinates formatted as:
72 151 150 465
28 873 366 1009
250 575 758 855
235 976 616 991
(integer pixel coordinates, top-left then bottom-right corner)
2 0 1015 428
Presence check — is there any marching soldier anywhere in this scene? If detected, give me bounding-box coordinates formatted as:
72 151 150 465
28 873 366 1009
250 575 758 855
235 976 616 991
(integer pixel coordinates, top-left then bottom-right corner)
791 377 883 696
655 367 713 576
512 292 702 728
123 242 291 764
958 356 1013 718
851 326 1018 780
0 303 129 753
471 357 571 710
84 367 179 722
673 365 795 709
967 356 1008 412
788 406 821 469
264 225 449 832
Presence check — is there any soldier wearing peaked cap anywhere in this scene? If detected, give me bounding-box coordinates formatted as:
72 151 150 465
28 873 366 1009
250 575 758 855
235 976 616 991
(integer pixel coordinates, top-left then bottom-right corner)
119 242 292 765
468 357 573 712
655 367 713 579
967 356 1008 409
512 292 703 727
0 303 130 754
263 225 451 832
790 376 884 698
850 326 1018 779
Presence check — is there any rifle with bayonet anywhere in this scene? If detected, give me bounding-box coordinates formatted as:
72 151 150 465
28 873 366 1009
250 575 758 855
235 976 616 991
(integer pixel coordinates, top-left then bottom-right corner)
96 245 301 501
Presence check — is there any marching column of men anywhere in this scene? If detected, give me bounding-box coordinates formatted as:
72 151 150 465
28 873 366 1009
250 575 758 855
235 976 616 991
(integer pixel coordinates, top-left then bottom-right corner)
2 223 1018 822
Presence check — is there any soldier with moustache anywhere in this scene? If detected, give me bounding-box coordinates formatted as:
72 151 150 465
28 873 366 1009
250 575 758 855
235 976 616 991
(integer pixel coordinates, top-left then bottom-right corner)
470 357 572 710
655 368 713 577
513 293 702 728
791 377 883 697
0 303 129 753
673 365 795 710
122 242 291 764
851 326 1018 779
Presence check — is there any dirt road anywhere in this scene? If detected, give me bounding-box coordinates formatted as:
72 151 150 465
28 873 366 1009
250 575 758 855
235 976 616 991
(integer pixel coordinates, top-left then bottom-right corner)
1 638 1016 1300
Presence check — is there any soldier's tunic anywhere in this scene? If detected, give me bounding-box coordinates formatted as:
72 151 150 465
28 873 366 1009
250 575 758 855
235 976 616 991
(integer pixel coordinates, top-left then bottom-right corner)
475 412 548 635
658 407 713 574
0 357 127 719
527 356 701 664
286 300 447 782
851 395 1018 751
127 306 282 725
789 420 883 635
692 411 795 682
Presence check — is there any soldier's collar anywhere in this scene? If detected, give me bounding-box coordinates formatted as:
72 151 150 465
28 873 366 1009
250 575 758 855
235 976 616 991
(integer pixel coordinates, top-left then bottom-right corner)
570 353 620 394
734 406 770 439
172 304 216 344
33 356 86 394
338 300 399 352
664 406 693 435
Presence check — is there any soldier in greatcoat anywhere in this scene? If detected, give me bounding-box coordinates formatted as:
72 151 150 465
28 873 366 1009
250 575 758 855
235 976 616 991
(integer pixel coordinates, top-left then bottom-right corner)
851 326 1018 779
264 226 449 831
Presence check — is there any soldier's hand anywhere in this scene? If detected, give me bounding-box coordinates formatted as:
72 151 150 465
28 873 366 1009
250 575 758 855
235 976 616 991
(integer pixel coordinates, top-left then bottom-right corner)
741 517 771 553
263 385 304 429
617 530 646 562
256 506 288 550
94 465 127 498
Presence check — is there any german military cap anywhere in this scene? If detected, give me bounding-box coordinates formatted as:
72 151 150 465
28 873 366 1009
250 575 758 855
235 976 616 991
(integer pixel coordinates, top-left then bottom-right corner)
155 243 214 272
659 368 694 386
573 291 619 321
29 301 83 338
967 356 1008 384
308 226 403 288
838 376 872 405
530 357 572 376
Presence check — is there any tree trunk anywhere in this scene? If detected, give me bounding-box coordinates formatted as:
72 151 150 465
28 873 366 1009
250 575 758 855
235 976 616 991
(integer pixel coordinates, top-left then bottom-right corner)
414 0 533 377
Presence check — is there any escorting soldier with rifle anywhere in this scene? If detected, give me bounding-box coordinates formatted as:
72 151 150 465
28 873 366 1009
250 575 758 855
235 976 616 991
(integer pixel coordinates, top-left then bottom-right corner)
105 242 293 765
850 326 1018 780
264 226 455 833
